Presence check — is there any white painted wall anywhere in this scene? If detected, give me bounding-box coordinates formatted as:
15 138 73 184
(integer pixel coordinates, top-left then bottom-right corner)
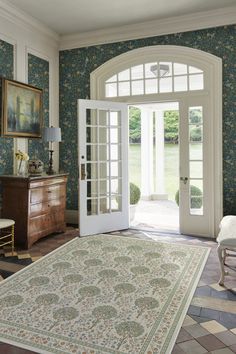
0 4 60 172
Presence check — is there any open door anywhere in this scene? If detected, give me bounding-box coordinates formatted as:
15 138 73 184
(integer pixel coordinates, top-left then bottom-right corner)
78 99 129 236
179 96 214 237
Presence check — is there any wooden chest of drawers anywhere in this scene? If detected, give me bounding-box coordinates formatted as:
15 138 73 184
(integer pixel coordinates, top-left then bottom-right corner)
0 174 68 249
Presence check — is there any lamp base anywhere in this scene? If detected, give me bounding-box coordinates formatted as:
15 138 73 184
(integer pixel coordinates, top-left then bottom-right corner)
46 150 54 175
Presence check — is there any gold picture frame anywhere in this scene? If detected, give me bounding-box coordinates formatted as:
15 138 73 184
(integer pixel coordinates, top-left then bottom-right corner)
1 78 43 138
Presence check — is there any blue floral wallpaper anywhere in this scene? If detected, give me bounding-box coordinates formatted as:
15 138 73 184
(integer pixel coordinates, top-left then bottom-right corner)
0 39 14 175
28 53 49 167
60 25 236 215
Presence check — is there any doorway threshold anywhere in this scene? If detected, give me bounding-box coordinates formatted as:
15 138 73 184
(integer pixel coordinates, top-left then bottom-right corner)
130 199 179 234
129 227 180 236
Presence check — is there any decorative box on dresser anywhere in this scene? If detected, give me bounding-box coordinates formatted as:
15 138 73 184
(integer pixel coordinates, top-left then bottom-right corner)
0 173 68 249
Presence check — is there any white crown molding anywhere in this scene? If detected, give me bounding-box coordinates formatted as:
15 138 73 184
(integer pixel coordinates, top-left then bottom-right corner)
0 0 59 46
26 46 51 64
60 5 236 50
0 31 16 46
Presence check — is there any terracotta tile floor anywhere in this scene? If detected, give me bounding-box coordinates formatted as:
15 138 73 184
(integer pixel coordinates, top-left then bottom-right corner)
0 227 236 354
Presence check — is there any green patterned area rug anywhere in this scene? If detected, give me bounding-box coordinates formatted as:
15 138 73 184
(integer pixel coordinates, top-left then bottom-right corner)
0 235 209 354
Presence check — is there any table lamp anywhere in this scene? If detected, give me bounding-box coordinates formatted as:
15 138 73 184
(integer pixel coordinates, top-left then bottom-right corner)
43 126 61 175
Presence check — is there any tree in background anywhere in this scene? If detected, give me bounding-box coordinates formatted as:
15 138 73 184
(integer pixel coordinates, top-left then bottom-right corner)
189 108 202 142
164 110 179 143
129 107 202 144
189 108 202 124
129 106 141 143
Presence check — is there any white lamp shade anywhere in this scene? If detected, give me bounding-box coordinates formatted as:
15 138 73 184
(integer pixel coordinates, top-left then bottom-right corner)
43 127 61 142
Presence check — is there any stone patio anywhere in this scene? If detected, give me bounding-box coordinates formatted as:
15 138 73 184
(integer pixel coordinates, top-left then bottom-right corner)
130 199 179 233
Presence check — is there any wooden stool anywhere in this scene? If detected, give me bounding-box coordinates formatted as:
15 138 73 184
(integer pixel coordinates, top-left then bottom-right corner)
0 219 15 255
217 215 236 285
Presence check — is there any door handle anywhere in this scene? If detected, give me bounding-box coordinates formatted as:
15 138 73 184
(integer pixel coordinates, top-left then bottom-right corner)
81 164 86 180
180 177 188 184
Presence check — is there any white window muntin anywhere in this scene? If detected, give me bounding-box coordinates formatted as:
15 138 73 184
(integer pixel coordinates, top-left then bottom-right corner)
105 61 204 98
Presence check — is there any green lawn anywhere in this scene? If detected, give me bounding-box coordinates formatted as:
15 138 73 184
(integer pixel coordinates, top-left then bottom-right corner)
129 143 201 201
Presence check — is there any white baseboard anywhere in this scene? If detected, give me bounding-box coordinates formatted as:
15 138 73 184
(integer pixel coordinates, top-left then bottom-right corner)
151 194 169 200
141 196 152 201
65 210 78 224
141 194 169 201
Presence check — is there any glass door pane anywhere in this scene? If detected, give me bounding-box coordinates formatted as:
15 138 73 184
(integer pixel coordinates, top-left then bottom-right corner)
188 106 203 216
85 108 122 216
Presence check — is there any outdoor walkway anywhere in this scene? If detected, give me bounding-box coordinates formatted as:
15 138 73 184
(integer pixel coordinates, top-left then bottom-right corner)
130 199 179 233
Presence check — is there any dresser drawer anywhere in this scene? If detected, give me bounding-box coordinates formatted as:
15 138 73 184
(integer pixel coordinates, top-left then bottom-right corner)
30 184 66 204
29 177 67 189
29 197 66 217
29 210 65 236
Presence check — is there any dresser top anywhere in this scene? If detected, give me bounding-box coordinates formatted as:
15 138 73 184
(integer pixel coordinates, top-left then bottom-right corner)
0 173 69 181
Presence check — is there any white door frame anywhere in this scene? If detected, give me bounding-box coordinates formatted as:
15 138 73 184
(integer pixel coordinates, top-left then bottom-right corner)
90 45 222 237
78 99 129 236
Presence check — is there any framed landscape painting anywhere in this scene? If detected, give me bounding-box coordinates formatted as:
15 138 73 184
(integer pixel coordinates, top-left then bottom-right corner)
1 78 43 138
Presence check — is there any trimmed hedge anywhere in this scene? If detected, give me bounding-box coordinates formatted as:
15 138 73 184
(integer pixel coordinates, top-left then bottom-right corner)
175 185 202 208
130 182 141 205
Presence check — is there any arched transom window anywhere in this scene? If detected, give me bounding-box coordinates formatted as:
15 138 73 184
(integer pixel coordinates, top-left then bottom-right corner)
105 62 204 98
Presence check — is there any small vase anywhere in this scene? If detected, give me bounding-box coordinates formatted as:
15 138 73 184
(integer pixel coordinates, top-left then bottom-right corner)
17 160 25 176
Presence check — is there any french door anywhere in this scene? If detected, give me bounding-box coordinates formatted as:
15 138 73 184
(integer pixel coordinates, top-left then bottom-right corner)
78 99 129 236
78 97 214 237
179 96 214 236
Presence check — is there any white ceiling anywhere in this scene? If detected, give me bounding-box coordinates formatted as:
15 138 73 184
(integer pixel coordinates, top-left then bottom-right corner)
6 0 236 36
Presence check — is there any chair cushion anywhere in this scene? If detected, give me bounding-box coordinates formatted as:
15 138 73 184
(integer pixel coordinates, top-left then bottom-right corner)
217 215 236 247
0 219 15 229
